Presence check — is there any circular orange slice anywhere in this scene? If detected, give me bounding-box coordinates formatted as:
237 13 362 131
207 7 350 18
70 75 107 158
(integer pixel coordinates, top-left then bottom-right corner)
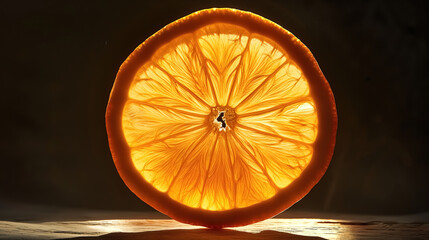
106 8 337 228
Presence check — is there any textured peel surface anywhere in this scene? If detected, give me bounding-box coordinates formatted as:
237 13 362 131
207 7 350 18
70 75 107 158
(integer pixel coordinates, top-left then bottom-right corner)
122 23 318 210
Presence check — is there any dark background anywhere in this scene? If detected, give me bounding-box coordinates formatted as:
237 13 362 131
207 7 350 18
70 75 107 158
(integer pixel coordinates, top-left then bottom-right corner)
1 0 428 215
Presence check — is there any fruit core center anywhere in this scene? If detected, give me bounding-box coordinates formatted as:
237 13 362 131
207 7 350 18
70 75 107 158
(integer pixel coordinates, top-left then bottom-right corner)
212 106 235 131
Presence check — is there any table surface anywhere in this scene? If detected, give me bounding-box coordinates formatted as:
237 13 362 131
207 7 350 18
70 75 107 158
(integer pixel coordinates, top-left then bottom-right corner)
0 202 428 240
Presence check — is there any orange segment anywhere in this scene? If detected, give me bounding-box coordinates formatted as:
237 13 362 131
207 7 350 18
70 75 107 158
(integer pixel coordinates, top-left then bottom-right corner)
106 8 337 228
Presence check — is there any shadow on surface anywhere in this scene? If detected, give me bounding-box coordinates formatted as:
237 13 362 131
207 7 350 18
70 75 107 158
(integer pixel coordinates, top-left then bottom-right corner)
63 228 325 240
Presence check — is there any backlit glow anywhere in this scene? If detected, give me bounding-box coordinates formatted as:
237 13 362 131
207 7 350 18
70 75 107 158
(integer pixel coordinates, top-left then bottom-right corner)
122 23 318 210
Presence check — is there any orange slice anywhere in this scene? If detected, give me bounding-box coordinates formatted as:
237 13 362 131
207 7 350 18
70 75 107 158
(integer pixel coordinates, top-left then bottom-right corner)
106 8 337 228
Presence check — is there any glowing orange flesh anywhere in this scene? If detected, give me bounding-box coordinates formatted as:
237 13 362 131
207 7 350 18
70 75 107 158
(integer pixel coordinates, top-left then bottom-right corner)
122 23 318 211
